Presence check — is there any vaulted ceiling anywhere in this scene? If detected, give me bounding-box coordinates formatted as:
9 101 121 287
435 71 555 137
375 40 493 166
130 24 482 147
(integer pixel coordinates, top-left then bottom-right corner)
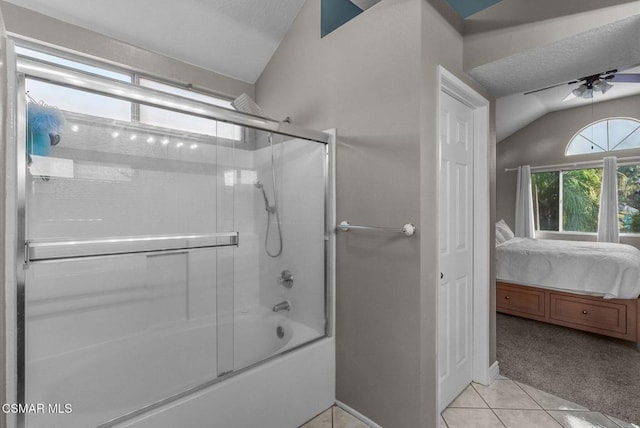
4 0 640 140
3 0 308 83
465 2 640 141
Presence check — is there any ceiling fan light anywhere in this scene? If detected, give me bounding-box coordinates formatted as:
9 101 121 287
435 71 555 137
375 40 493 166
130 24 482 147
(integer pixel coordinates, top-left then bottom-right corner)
572 84 587 98
593 79 612 94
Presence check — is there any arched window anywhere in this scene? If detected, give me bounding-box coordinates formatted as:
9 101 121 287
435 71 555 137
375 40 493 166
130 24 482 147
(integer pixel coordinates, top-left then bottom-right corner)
566 117 640 156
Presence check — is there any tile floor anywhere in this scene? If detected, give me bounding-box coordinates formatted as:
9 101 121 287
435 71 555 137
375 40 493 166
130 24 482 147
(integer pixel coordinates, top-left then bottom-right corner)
303 378 640 428
441 379 640 428
301 406 369 428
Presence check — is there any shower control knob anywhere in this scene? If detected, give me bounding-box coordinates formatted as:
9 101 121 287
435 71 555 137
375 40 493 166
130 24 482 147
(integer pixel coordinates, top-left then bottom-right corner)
280 270 294 288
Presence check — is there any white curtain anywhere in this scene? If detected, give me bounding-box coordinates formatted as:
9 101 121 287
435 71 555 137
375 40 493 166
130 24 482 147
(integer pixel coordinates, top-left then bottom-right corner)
515 165 535 238
597 156 619 243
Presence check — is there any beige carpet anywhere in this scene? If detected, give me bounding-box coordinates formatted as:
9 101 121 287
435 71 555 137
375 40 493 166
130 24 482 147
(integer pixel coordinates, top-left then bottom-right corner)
497 312 640 425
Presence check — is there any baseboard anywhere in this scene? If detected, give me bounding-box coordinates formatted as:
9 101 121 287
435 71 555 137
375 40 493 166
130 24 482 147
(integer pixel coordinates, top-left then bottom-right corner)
335 401 382 428
489 361 500 383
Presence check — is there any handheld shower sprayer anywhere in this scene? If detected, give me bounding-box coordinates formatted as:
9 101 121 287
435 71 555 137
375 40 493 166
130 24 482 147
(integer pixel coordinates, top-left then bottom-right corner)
232 93 283 258
254 180 275 214
253 135 283 258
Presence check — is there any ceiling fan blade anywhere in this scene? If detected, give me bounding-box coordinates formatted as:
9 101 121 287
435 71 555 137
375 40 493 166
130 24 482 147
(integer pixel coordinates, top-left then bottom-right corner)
608 74 640 83
524 80 578 95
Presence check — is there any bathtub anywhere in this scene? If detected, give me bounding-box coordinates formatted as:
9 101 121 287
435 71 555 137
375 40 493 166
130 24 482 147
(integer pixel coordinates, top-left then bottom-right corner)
25 305 327 428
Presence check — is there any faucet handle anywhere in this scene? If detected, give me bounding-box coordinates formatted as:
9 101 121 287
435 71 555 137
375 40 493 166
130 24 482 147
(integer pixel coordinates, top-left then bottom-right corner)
280 270 294 288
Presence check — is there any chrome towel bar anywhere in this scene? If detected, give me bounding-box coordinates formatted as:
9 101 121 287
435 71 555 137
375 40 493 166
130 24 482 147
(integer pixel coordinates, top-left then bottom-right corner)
337 221 416 237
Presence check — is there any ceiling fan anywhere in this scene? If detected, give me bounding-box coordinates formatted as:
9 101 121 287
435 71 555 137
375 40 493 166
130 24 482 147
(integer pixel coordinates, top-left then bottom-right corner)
524 69 640 100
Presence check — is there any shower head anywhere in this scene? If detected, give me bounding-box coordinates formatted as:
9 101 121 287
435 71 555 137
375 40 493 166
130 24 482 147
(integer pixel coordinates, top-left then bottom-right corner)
232 93 265 117
254 180 263 189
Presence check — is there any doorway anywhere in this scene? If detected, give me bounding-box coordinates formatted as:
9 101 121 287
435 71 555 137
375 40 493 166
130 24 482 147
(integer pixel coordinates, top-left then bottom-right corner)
437 66 492 413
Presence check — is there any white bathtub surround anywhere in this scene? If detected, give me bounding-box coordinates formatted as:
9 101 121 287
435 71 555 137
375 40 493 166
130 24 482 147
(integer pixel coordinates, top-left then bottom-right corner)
117 337 335 428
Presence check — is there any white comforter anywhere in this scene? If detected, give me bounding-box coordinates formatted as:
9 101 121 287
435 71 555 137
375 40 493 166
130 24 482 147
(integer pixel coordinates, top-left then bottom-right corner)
496 238 640 299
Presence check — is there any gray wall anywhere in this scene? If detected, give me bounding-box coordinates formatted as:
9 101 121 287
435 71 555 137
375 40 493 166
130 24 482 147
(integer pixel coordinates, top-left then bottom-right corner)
497 94 640 247
419 2 497 424
257 1 422 426
256 0 495 426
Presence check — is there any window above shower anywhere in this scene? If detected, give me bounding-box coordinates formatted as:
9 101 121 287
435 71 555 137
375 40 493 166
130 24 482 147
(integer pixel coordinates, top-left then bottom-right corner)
17 45 242 140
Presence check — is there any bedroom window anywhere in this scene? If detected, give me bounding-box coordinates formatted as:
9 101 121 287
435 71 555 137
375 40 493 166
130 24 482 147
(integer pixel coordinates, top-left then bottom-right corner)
532 172 559 231
532 168 603 233
618 165 640 233
533 166 640 234
566 117 640 155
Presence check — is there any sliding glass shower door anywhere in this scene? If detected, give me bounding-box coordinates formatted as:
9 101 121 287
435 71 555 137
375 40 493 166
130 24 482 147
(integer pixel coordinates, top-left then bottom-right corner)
22 77 238 427
15 52 329 428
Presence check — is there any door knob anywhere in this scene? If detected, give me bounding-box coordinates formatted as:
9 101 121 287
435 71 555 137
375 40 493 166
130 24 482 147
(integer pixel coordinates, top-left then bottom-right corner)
440 272 444 279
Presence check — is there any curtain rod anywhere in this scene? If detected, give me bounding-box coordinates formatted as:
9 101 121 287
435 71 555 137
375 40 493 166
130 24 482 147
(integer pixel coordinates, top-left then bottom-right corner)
504 155 640 173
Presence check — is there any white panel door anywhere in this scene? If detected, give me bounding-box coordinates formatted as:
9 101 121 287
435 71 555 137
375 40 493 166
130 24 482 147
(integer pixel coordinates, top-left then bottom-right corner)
438 91 474 411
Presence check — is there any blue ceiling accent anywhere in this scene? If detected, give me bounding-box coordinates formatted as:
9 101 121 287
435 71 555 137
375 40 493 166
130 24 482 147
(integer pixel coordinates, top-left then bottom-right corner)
444 0 502 18
321 0 363 38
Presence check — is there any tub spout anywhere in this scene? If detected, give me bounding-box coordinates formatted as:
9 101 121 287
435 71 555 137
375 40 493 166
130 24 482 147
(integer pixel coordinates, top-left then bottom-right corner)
272 301 291 312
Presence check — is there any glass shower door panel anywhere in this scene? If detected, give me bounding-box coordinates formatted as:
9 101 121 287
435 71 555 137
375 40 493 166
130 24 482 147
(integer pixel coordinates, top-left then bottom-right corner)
216 139 235 375
24 250 219 428
22 81 238 427
232 132 327 371
26 118 220 239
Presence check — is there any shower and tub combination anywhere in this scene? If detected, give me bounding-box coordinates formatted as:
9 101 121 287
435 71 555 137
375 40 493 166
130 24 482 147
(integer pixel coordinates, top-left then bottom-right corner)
2 37 335 428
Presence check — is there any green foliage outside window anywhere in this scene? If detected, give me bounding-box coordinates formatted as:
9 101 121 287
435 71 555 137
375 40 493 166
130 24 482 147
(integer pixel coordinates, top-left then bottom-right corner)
532 172 559 231
532 165 640 234
618 165 640 233
562 169 601 233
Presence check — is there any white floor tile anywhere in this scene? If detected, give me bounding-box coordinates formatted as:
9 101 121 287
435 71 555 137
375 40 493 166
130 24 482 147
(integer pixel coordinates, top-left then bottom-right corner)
605 415 640 428
472 380 541 410
494 409 562 428
302 407 332 428
548 411 621 428
515 382 588 411
440 414 448 427
442 408 505 428
449 385 489 408
333 407 369 428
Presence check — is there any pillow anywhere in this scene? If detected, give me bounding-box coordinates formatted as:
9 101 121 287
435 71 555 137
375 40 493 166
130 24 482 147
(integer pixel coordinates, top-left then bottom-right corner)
495 225 507 245
496 219 515 242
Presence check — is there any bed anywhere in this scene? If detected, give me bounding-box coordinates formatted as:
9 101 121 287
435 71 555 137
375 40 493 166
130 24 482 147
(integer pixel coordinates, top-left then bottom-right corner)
495 222 640 349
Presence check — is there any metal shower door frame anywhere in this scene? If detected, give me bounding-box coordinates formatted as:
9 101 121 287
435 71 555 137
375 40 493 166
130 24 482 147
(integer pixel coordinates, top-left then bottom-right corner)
8 44 333 428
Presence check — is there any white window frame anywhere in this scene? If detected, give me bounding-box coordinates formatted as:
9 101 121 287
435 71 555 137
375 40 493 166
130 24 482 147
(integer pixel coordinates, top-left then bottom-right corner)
566 117 640 156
